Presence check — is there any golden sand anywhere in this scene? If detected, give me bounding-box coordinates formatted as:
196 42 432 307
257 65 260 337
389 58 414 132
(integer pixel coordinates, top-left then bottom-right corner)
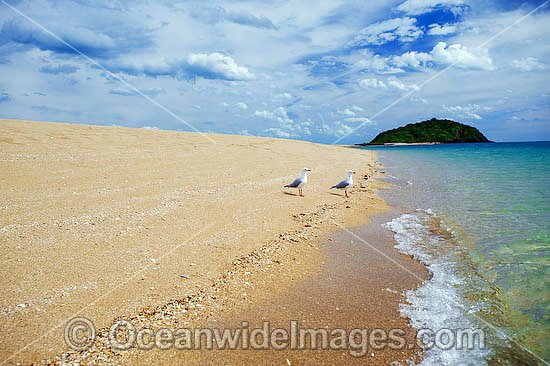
0 119 423 365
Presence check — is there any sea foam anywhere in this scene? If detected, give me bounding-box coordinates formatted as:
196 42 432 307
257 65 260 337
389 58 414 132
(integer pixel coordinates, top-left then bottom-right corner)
385 211 491 366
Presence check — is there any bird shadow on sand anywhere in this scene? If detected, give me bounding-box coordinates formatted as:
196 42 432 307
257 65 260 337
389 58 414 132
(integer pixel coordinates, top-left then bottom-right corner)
282 191 299 196
329 192 345 197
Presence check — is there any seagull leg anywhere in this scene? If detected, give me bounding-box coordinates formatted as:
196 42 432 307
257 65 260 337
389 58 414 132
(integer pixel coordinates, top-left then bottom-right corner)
300 188 304 197
345 188 349 198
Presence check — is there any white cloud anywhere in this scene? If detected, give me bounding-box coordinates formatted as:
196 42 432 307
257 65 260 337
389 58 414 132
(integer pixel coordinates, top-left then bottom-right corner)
351 105 364 112
356 56 405 74
388 42 495 71
104 53 255 81
349 17 423 47
236 102 249 110
186 52 255 81
511 57 547 72
264 127 292 138
262 118 311 138
320 121 355 137
359 78 387 88
442 104 485 120
359 76 420 92
396 0 466 15
387 76 420 91
391 50 432 69
337 108 356 116
142 126 160 130
277 92 293 100
255 107 293 123
431 42 495 70
428 23 458 35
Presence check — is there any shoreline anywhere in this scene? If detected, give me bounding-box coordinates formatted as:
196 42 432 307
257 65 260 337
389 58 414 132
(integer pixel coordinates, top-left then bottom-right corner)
53 207 430 366
109 209 429 365
1 119 426 365
353 142 442 147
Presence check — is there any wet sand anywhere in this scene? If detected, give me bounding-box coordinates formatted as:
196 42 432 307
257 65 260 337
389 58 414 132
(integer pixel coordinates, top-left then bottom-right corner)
123 210 430 365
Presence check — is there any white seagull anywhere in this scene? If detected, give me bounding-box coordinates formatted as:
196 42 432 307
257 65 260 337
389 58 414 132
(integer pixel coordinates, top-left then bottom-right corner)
331 170 355 197
284 168 311 197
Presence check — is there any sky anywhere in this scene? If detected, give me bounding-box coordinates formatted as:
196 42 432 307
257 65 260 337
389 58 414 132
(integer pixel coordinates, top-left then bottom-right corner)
0 0 549 144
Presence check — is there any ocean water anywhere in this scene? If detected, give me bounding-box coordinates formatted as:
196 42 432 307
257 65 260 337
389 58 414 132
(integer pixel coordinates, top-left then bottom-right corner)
359 142 550 365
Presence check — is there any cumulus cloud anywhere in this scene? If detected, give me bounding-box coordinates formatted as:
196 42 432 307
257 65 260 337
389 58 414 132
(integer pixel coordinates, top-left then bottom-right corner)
39 64 79 75
255 107 293 124
512 57 547 72
359 78 387 88
355 54 405 74
431 42 495 70
428 23 457 35
351 105 364 112
396 0 466 15
387 76 420 91
349 17 423 47
185 53 255 81
388 42 494 71
103 53 255 81
391 51 432 69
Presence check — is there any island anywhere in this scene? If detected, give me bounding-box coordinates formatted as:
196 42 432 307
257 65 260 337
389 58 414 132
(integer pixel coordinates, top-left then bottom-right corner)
357 118 492 146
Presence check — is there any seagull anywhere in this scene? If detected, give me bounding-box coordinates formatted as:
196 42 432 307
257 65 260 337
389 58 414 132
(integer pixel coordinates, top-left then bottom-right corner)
331 170 355 198
284 168 311 197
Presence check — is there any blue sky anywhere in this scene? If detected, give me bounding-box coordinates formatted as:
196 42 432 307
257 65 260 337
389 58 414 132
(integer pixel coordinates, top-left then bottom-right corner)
0 0 549 144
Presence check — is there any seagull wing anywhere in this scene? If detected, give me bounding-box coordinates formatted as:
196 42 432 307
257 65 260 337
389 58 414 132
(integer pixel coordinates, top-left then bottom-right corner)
285 178 303 188
331 180 350 189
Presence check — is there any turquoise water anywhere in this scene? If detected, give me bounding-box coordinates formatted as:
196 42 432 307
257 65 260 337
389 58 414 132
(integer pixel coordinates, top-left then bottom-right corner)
359 142 550 365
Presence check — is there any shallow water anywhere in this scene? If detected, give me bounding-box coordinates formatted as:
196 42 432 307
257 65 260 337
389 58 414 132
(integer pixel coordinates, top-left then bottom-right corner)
359 142 550 365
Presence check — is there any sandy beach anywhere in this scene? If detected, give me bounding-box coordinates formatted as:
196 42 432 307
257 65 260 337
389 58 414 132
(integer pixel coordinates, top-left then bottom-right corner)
0 119 425 365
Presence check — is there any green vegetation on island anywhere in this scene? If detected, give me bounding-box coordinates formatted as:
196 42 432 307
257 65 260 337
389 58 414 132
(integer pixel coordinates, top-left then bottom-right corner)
358 118 492 145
